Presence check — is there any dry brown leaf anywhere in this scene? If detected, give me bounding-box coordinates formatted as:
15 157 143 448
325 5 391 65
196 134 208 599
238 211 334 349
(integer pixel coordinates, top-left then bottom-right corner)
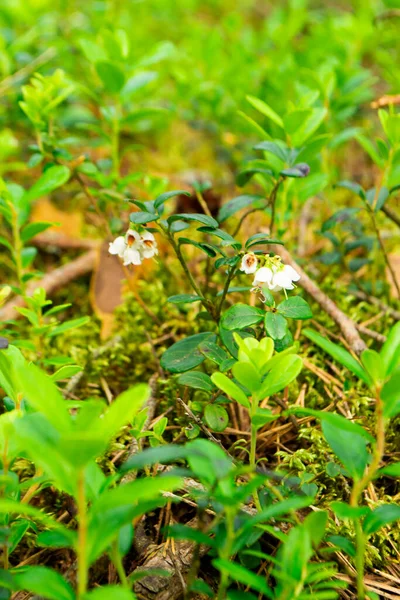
30 197 83 238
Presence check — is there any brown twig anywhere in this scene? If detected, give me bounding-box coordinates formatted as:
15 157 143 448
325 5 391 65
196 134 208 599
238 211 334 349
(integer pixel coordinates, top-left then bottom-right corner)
273 245 367 355
0 250 96 322
353 290 400 321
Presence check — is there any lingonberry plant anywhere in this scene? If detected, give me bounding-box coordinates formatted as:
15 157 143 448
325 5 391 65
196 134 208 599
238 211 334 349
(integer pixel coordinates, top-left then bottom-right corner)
2 2 400 599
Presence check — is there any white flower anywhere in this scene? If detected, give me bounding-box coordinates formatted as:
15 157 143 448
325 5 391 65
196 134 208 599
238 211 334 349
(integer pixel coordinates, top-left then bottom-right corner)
240 253 258 274
109 229 142 266
140 231 158 259
272 264 300 290
252 262 300 292
253 266 274 288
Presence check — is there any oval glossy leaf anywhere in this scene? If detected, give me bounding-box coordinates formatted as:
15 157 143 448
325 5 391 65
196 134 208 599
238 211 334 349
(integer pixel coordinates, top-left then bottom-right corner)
178 371 214 392
167 213 218 228
232 361 262 393
221 304 264 331
218 194 263 223
160 332 216 373
167 294 203 304
258 355 302 399
130 211 159 224
277 297 313 320
265 312 288 340
211 372 250 408
204 404 229 432
154 190 191 209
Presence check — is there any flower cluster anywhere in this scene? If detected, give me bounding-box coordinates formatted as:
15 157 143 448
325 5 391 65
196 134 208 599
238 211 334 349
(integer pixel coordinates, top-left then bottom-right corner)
240 252 300 292
109 229 158 266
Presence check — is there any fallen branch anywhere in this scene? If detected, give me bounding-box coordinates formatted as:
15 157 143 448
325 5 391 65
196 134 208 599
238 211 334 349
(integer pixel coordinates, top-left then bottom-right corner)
274 246 367 355
0 250 96 322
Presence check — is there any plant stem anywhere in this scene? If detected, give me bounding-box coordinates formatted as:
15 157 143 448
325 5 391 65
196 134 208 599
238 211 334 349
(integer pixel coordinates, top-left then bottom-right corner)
10 203 25 294
250 396 262 512
269 178 283 236
366 202 400 299
195 189 212 218
216 508 235 600
216 265 237 319
77 470 88 599
111 542 129 589
164 227 217 320
349 387 385 599
354 520 366 600
111 103 121 180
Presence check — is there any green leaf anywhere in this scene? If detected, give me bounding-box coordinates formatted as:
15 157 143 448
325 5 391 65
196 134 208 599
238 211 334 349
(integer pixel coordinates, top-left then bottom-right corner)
302 328 370 385
47 316 90 337
322 419 370 479
221 304 264 330
177 371 214 392
277 296 313 320
211 372 250 408
199 341 229 365
257 355 302 399
154 190 191 209
253 140 288 162
381 321 400 377
213 559 273 597
23 166 70 204
167 213 218 228
245 233 283 249
167 294 203 304
129 211 159 224
246 95 284 129
280 163 310 178
20 221 54 243
360 349 385 386
265 312 288 340
218 195 263 223
291 408 375 443
21 246 37 268
336 180 366 200
327 535 356 557
204 404 229 432
381 371 400 418
96 383 149 440
331 502 371 519
232 361 262 393
363 504 400 535
178 237 218 257
50 365 82 382
12 566 74 600
377 462 400 477
95 60 125 93
161 333 216 373
83 587 136 600
12 361 71 430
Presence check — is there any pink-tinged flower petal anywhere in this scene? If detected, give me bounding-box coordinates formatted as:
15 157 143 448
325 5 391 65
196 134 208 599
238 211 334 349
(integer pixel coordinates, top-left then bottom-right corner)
240 253 258 274
109 236 126 257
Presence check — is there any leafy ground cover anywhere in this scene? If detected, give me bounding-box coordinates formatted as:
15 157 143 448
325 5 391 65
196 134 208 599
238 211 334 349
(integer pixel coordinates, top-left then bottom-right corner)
1 1 400 599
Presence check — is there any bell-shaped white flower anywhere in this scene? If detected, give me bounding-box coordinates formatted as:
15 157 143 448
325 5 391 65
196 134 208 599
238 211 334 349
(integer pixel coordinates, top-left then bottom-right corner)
253 266 274 288
272 264 300 290
108 236 126 258
240 253 258 274
140 231 158 259
109 229 143 266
